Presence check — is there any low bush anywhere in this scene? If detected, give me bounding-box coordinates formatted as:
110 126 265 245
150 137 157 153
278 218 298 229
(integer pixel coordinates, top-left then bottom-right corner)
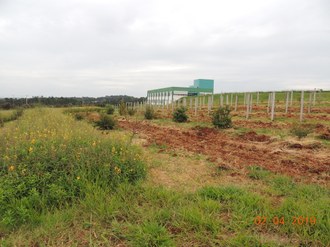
119 100 127 116
212 106 232 129
106 105 115 115
128 108 136 116
290 124 312 139
144 106 155 120
74 113 84 120
95 114 116 130
173 107 188 123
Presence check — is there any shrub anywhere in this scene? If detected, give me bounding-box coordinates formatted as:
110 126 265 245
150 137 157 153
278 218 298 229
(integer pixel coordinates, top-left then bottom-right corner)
128 108 136 116
290 124 312 139
212 106 232 129
95 114 116 130
144 106 155 120
119 100 127 116
173 107 188 123
74 113 84 121
106 105 115 115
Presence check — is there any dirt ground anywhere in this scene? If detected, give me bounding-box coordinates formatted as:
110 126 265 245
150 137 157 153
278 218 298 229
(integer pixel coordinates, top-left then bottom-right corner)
118 119 330 185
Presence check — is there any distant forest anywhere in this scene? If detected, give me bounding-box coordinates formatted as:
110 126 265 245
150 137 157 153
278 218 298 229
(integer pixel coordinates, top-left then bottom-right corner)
0 95 146 109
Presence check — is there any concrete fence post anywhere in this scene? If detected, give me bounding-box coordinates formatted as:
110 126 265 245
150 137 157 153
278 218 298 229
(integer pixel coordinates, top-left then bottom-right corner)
246 93 250 119
300 91 304 122
308 91 312 114
270 92 275 121
285 91 289 114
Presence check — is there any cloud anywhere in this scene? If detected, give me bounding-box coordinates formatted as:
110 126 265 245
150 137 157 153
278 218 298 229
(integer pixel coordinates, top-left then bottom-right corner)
0 0 329 97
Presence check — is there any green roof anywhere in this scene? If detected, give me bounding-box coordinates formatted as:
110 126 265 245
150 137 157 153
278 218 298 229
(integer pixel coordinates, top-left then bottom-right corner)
147 87 213 94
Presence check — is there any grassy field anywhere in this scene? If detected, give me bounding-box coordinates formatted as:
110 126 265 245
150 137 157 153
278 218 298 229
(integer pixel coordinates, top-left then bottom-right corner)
0 106 329 246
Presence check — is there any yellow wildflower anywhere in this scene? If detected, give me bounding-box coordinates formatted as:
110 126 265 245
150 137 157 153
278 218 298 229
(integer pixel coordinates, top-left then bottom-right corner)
8 165 15 172
92 141 96 147
76 176 80 180
114 166 121 174
31 139 36 144
28 147 33 153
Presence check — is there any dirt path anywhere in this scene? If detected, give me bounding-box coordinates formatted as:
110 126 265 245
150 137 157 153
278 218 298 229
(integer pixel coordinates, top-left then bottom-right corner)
119 120 330 184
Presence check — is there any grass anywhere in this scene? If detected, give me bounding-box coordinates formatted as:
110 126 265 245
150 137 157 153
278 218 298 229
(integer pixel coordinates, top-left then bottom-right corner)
0 109 24 126
0 107 329 246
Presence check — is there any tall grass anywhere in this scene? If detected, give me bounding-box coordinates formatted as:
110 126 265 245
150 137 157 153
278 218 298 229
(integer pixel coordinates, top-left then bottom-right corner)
0 108 146 231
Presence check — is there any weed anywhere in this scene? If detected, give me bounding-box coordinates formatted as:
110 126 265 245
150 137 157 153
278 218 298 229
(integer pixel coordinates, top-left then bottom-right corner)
248 166 271 180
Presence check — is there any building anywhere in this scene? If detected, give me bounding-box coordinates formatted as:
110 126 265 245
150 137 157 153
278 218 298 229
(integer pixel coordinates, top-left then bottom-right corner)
147 79 214 105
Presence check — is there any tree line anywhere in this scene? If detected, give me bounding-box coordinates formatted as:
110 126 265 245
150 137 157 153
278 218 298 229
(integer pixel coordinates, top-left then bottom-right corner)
0 95 146 109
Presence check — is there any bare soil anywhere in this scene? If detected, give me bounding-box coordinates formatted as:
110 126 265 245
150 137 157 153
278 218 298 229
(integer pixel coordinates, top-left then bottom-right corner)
119 119 330 184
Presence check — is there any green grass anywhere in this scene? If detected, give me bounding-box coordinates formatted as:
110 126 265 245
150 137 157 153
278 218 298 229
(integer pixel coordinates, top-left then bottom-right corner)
0 108 146 231
0 109 24 126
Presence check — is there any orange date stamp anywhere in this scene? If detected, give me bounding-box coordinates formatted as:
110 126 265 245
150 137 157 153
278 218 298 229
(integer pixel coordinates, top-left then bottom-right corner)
254 216 316 226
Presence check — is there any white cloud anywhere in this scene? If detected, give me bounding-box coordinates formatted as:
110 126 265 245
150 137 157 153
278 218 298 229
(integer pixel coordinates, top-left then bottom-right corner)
0 0 329 97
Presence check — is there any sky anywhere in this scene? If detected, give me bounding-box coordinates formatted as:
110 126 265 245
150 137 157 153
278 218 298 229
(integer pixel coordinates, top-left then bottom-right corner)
0 0 329 98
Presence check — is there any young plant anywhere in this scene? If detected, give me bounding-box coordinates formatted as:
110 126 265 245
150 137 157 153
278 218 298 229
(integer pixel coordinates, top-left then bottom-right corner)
173 106 188 123
212 106 232 129
290 124 312 140
128 108 137 116
106 105 115 115
119 100 127 116
144 106 155 120
95 114 117 130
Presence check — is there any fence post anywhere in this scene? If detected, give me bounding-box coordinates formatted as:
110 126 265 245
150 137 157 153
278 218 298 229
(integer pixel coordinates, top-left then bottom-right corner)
285 91 289 114
195 97 198 116
300 91 304 122
256 92 259 106
267 93 271 114
270 92 275 121
246 93 250 119
249 93 253 113
235 95 238 112
308 91 312 114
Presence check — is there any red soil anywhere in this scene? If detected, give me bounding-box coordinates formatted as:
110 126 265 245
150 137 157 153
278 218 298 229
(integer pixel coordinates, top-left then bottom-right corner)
119 120 330 184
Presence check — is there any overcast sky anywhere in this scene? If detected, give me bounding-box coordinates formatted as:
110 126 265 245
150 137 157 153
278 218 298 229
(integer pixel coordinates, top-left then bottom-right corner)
0 0 329 97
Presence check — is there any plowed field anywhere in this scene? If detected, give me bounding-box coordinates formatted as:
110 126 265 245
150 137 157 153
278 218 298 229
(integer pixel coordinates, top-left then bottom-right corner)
119 119 330 184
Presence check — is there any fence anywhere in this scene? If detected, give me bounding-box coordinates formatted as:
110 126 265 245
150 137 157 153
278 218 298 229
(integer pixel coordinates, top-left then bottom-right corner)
118 90 329 122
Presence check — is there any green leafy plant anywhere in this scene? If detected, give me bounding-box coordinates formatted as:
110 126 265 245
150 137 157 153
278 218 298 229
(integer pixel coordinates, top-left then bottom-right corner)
212 106 232 129
74 113 84 121
95 114 117 130
173 106 188 123
144 106 155 120
119 100 127 116
128 108 136 116
290 124 312 139
106 105 115 115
